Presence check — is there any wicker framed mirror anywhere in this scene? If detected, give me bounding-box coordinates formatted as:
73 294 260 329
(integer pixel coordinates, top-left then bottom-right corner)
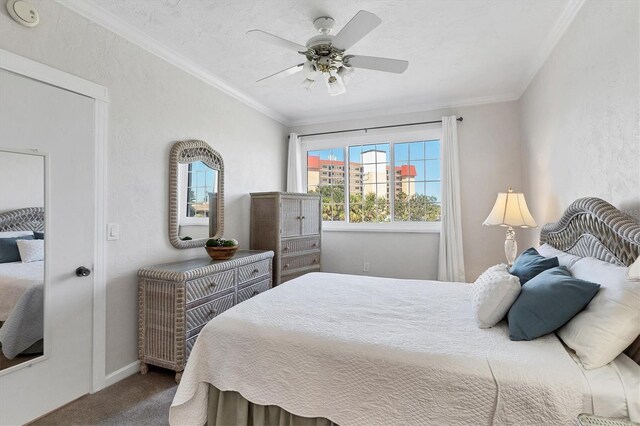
169 140 224 249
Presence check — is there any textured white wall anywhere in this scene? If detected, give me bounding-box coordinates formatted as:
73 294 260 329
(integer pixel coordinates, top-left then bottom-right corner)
0 152 44 213
519 0 640 246
292 101 523 281
0 1 287 374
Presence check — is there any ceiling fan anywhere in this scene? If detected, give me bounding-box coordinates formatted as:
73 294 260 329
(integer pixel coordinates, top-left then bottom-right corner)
247 10 409 96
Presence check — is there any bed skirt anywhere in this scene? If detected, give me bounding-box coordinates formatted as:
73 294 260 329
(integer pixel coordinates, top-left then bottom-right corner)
207 385 337 426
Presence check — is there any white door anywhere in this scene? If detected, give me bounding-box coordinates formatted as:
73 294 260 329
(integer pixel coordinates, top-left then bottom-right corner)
0 69 95 424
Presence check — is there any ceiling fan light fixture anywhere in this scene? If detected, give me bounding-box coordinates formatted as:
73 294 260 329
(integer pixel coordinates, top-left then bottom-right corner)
302 78 316 91
337 66 354 85
303 61 318 80
325 73 346 96
249 10 408 97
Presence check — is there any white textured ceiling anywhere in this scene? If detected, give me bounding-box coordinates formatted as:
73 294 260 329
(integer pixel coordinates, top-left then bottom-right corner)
82 0 573 125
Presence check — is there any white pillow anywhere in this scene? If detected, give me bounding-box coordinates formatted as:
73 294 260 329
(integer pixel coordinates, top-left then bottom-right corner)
558 257 640 369
16 239 44 263
537 243 582 268
471 264 521 328
0 230 33 238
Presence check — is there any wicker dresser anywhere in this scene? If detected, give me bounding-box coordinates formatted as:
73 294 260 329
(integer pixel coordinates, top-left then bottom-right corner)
250 192 322 285
137 250 274 383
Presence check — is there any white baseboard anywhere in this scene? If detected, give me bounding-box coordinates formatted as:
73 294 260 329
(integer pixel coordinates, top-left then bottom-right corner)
102 360 140 389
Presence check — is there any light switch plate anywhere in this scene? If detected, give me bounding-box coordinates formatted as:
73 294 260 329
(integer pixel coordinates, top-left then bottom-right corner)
106 223 120 241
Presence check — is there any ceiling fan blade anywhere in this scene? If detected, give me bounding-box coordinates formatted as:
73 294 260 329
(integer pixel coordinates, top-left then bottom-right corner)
257 63 304 82
331 10 382 51
345 55 409 74
247 30 307 52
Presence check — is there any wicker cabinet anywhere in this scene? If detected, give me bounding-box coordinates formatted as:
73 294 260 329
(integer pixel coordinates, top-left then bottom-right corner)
250 192 322 285
137 250 274 383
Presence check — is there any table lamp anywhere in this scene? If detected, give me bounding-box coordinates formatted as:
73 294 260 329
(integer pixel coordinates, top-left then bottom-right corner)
483 188 537 265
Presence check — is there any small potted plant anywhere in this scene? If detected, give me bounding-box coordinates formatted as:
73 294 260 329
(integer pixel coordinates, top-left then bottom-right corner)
205 237 239 260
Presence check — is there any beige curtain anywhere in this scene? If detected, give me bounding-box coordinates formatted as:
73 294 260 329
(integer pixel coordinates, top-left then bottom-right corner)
287 133 303 192
438 116 466 282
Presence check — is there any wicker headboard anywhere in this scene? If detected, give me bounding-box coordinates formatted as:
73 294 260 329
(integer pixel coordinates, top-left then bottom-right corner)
539 197 640 364
0 207 45 232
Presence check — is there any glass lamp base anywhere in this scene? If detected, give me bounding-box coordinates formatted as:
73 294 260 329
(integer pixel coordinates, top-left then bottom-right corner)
505 227 517 266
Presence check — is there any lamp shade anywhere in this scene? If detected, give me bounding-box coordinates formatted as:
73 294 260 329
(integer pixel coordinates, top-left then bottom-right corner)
325 73 346 96
483 190 537 228
627 257 640 281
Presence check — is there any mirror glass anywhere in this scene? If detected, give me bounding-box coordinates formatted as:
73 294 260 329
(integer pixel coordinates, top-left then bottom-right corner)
0 150 46 372
177 161 219 240
169 140 224 249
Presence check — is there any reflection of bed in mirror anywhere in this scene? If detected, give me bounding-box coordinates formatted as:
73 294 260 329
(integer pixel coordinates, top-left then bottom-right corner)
0 207 45 362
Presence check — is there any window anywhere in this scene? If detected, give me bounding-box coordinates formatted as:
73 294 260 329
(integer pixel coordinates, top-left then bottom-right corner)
307 148 345 221
304 130 441 230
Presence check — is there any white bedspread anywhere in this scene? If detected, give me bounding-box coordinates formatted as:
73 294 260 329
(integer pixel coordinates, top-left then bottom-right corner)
170 273 588 426
0 261 43 321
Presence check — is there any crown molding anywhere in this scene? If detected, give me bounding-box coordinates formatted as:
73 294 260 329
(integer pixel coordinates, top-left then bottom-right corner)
55 0 290 126
515 0 586 97
288 93 519 128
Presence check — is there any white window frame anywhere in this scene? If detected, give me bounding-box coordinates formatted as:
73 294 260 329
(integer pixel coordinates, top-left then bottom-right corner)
178 163 209 226
300 127 442 233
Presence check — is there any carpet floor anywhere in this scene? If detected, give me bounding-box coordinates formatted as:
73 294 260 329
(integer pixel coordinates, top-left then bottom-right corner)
30 367 177 425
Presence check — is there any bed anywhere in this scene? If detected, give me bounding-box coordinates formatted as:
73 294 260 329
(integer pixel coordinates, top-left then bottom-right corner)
0 208 45 360
170 198 640 425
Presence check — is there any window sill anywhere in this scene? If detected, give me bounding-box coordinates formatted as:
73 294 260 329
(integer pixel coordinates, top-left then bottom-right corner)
322 222 441 234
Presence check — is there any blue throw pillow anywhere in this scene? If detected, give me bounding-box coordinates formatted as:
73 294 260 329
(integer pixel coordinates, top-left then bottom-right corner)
509 247 559 285
508 266 600 341
0 235 35 263
34 231 44 240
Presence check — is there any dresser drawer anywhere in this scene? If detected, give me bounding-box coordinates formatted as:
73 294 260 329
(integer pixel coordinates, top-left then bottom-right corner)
185 270 235 304
281 237 320 254
281 253 320 273
237 279 271 304
238 259 271 285
186 293 234 334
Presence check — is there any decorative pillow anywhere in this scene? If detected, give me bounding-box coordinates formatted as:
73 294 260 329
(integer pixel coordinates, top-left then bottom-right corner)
0 235 35 263
33 231 45 240
0 230 33 238
558 257 640 369
509 247 559 285
537 244 582 268
508 266 600 341
16 239 44 263
471 264 521 328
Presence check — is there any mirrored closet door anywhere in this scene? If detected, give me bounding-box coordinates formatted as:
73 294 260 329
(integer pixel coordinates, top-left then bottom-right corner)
0 65 98 425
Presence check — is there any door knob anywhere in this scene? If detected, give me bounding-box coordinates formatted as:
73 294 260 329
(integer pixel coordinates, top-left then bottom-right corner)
75 266 91 277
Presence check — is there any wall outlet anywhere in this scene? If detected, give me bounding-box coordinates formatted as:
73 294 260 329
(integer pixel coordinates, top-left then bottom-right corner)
363 262 370 272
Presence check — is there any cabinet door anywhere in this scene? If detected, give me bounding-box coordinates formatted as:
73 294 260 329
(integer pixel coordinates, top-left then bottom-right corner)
301 198 321 235
281 197 301 237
